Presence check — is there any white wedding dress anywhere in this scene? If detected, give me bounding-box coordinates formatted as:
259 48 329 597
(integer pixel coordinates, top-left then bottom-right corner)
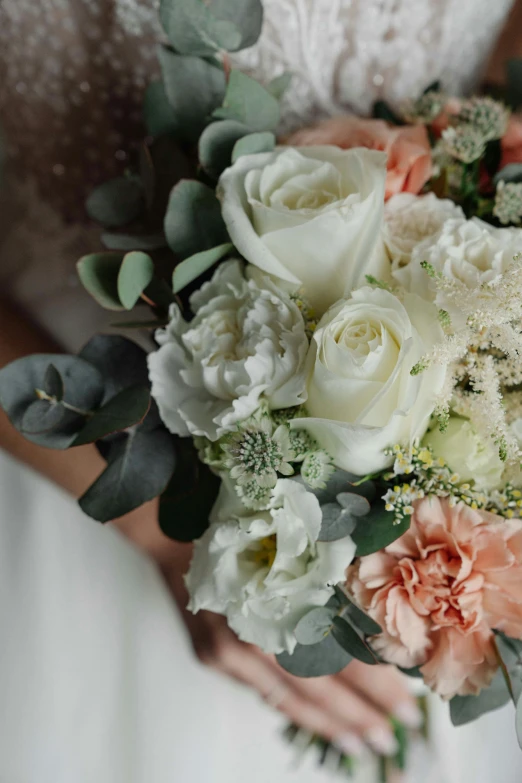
0 2 521 782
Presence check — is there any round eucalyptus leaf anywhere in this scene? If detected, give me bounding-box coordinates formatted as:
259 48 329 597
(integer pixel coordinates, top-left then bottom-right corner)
277 633 352 678
101 232 167 252
213 70 280 132
352 501 410 557
294 606 337 646
43 364 64 401
199 119 249 179
86 176 145 228
117 251 155 310
493 163 522 187
143 79 178 138
172 243 233 294
158 47 226 142
73 385 151 446
331 617 379 665
164 179 229 259
232 132 276 163
267 72 293 101
79 335 149 403
344 600 382 636
0 354 104 449
77 253 125 311
450 670 511 727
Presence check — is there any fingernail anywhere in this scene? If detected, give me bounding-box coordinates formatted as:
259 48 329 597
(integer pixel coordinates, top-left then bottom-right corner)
393 701 423 729
335 732 365 757
365 727 399 756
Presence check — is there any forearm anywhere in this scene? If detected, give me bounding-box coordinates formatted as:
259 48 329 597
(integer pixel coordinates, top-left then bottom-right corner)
0 296 181 566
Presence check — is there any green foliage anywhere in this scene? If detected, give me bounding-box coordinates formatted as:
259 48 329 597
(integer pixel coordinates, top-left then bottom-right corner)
352 501 410 556
157 47 226 142
493 162 522 187
277 632 353 678
372 100 404 125
213 70 280 132
232 132 276 162
172 243 233 293
73 385 151 446
164 179 229 259
117 251 155 310
343 597 382 636
450 670 511 726
158 437 221 541
159 0 263 57
77 253 125 311
318 492 371 542
101 232 167 252
0 354 104 449
86 176 145 228
294 606 337 646
199 119 250 178
266 72 293 100
79 335 150 402
506 59 522 110
331 617 379 665
517 695 522 750
495 633 522 702
143 80 178 138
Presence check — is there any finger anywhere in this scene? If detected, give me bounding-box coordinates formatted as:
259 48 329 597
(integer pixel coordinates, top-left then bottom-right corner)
340 661 423 729
276 668 399 757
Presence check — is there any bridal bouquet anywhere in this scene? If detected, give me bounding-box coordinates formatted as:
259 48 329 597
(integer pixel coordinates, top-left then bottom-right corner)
3 0 522 773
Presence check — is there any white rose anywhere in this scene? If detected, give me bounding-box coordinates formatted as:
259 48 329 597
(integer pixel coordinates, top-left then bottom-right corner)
292 287 446 476
218 146 389 315
394 217 522 313
148 260 309 441
186 478 356 654
384 193 464 267
423 417 504 491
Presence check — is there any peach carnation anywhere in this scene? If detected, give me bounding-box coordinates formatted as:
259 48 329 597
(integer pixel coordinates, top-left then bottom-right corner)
347 497 522 699
286 116 432 200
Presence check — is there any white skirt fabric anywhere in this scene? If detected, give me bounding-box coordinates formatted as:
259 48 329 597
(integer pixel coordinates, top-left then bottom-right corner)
1 448 521 783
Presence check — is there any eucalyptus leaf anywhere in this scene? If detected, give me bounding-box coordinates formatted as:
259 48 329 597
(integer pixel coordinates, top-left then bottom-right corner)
294 606 337 646
495 633 522 702
199 119 250 178
507 59 522 110
344 600 382 636
86 176 145 228
172 243 233 293
213 70 280 132
43 364 64 401
352 500 410 557
143 80 177 138
159 0 263 57
450 671 511 726
318 493 370 542
79 425 176 521
73 385 151 446
267 72 293 101
0 354 104 449
77 253 125 311
277 633 352 678
164 179 229 259
79 335 149 403
232 132 276 162
117 251 155 310
493 163 522 187
158 437 221 542
372 100 404 125
516 695 522 750
101 232 167 252
331 617 379 665
158 47 226 142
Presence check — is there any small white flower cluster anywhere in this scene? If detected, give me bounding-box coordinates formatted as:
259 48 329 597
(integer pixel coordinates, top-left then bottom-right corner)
442 97 509 164
383 443 522 523
401 90 445 124
494 181 522 226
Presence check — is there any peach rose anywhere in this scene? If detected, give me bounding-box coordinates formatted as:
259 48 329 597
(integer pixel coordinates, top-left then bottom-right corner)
501 115 522 168
287 117 432 200
347 497 522 699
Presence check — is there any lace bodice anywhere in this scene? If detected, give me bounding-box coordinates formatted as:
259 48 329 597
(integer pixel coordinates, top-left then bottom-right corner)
0 0 516 348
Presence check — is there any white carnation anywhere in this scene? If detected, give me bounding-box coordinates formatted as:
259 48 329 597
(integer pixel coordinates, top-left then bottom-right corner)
385 193 464 268
186 478 356 654
148 260 309 440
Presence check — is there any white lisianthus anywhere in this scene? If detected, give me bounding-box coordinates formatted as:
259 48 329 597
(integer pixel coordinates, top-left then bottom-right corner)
218 146 389 315
186 478 356 654
148 260 309 441
291 287 446 476
423 417 505 491
384 193 464 267
393 217 522 312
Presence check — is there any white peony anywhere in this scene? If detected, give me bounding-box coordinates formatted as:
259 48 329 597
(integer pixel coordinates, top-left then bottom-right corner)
291 286 446 476
148 260 309 441
384 192 464 267
186 478 356 654
218 146 389 315
393 217 522 313
423 417 505 491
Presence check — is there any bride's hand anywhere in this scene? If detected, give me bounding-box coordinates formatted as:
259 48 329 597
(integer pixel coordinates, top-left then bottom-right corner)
161 541 423 760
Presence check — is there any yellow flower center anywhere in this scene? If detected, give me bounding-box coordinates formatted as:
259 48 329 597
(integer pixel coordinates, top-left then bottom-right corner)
252 535 277 569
